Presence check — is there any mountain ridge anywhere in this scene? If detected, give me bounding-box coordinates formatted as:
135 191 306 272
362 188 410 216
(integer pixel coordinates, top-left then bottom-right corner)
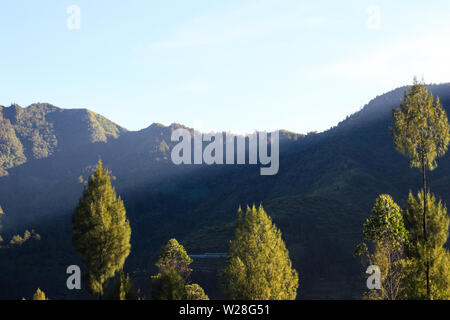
1 83 450 299
0 103 127 175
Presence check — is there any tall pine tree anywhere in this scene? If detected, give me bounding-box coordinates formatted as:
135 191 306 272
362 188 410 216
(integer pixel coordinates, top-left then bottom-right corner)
390 78 450 298
221 205 298 300
72 160 131 298
403 192 450 299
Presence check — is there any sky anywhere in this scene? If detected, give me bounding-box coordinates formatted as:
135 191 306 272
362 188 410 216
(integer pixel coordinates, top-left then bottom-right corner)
1 0 450 134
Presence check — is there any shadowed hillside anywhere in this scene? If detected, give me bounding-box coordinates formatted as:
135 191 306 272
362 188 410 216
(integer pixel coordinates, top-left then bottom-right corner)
1 83 450 299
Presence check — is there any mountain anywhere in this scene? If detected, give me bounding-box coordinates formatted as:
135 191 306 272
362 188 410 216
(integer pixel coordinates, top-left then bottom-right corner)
1 83 450 299
0 103 126 175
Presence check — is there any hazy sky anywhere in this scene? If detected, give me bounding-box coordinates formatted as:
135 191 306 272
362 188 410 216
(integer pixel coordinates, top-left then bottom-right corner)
1 0 450 134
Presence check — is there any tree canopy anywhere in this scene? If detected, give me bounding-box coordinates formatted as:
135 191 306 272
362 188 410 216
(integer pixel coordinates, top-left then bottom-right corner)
403 192 450 299
72 160 131 297
152 238 208 300
185 283 209 300
151 270 187 300
391 78 450 299
221 205 298 300
32 288 48 300
355 195 408 300
155 238 193 280
391 78 450 171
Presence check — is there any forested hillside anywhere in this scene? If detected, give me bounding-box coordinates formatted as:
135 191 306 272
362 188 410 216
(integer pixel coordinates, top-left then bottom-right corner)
1 83 450 299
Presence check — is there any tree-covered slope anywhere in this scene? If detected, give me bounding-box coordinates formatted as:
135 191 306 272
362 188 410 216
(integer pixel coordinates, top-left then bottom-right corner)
1 83 450 299
0 103 126 176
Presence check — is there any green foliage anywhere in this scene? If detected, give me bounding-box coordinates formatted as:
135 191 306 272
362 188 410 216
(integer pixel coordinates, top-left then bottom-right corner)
391 78 450 299
391 78 450 171
405 192 449 253
2 84 450 299
355 195 408 300
72 160 131 297
156 238 193 280
221 205 299 300
361 195 408 248
6 104 59 160
86 110 123 143
106 271 140 300
151 238 209 300
32 288 48 300
9 230 40 246
402 191 450 299
0 103 126 176
185 283 209 300
151 270 187 300
362 290 384 300
0 118 26 173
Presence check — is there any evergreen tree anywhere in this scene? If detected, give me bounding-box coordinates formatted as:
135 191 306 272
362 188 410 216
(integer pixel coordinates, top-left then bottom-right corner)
221 205 298 300
402 192 450 299
32 288 48 300
391 78 450 298
185 283 209 300
152 238 208 300
72 160 131 298
151 270 187 300
354 195 408 299
106 271 140 300
155 238 193 280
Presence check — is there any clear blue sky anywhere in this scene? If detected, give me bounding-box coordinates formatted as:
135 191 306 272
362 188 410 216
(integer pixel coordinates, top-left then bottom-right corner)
1 1 450 134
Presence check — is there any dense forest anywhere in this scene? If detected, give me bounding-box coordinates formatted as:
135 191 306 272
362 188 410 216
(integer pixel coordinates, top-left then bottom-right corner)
0 82 450 299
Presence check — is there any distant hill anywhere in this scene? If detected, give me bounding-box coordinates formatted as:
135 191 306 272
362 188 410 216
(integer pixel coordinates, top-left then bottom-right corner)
1 83 450 299
0 103 126 176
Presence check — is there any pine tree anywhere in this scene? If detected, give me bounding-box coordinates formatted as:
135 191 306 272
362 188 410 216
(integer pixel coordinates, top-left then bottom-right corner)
402 192 450 299
106 271 140 300
72 160 131 298
185 283 209 300
221 205 298 300
151 270 187 300
391 78 450 298
32 288 48 300
155 238 193 280
152 238 208 300
354 195 408 300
